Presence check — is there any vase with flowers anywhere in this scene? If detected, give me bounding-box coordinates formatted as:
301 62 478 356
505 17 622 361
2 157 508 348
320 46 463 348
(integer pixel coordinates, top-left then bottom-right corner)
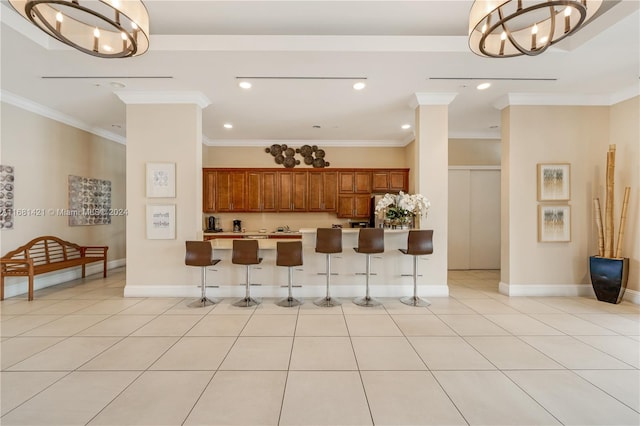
375 191 430 229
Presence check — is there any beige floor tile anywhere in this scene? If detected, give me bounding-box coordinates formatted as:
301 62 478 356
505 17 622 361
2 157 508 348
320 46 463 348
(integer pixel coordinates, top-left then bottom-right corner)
79 336 177 370
530 298 605 314
381 299 433 315
117 298 182 315
465 336 564 369
219 337 292 370
254 299 300 314
576 313 640 335
391 314 456 336
186 314 249 336
0 300 62 315
501 298 565 314
240 314 297 336
484 314 565 335
351 337 426 370
295 314 348 336
298 301 344 315
434 371 561 425
506 370 640 426
76 315 154 336
130 314 201 336
447 286 492 299
1 315 62 337
575 370 640 412
0 371 67 415
280 371 372 425
71 298 145 315
163 298 216 314
20 315 111 337
530 313 618 335
342 302 388 315
345 315 402 336
438 314 510 336
1 337 65 369
184 371 287 425
574 335 640 368
150 337 235 370
209 299 258 315
409 336 496 370
426 299 476 314
88 371 212 426
26 299 102 315
362 371 467 425
458 298 521 314
8 337 120 371
520 336 633 369
1 371 139 425
290 337 357 370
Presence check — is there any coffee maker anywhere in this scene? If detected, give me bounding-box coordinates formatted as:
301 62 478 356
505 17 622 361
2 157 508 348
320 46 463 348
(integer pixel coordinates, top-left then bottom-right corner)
233 219 242 233
207 216 221 232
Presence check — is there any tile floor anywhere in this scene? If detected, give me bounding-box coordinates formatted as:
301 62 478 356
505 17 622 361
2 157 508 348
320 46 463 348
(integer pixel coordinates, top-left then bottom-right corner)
1 268 639 425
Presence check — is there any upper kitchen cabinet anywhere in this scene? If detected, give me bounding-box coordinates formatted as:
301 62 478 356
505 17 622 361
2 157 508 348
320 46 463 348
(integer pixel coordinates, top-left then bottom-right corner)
215 170 247 212
338 170 371 193
371 169 409 193
246 171 277 212
203 169 216 212
308 171 337 212
278 171 308 212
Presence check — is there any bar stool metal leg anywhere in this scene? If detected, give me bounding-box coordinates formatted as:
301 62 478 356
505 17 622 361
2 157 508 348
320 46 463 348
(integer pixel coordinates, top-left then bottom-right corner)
401 255 431 307
189 267 218 307
233 265 260 307
277 266 303 307
314 254 341 307
353 253 382 307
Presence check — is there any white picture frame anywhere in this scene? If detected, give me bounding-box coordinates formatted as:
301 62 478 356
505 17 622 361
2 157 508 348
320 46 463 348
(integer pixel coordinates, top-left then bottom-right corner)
538 204 571 242
146 204 176 239
146 162 176 198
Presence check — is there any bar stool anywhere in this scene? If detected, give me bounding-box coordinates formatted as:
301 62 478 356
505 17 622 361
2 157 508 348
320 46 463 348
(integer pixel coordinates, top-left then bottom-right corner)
276 241 304 307
353 228 384 307
185 241 221 307
399 230 433 307
314 228 342 307
232 239 262 307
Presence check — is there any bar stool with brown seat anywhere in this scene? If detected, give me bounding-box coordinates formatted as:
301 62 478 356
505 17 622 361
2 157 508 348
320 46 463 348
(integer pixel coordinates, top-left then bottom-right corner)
276 241 304 307
314 228 342 307
399 230 433 307
232 239 262 307
353 228 384 307
185 241 221 308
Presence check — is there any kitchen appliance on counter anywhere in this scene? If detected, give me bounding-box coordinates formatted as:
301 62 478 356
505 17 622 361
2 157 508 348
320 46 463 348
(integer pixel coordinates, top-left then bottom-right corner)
233 219 242 233
350 221 369 228
370 194 385 228
207 216 222 232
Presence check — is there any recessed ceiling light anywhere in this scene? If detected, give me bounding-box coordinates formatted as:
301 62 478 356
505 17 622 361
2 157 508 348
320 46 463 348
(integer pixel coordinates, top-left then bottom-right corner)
353 82 366 90
238 81 252 89
401 124 411 130
109 81 126 89
312 125 321 129
489 125 500 129
477 82 491 90
223 123 233 129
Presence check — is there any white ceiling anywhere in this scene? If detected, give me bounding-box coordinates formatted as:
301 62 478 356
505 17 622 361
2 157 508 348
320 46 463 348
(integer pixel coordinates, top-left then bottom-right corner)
1 1 638 146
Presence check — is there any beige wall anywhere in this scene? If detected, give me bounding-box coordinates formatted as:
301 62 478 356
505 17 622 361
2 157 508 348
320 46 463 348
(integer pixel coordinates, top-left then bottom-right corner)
204 145 407 168
0 103 126 262
449 138 501 166
501 98 638 289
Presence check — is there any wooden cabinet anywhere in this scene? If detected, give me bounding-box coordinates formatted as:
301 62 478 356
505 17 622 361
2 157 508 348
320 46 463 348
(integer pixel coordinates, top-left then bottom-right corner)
203 170 216 212
371 169 409 193
278 171 307 212
308 171 337 212
337 194 371 218
215 170 246 212
338 171 371 193
246 171 277 212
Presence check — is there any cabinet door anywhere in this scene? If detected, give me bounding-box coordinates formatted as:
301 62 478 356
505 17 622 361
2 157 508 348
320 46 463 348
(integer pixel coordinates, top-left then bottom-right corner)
291 171 308 211
353 194 371 217
216 170 246 212
338 171 371 193
371 171 389 192
246 171 262 212
337 194 370 218
308 171 337 212
262 171 277 212
278 172 307 211
389 170 408 192
203 170 216 212
338 172 355 193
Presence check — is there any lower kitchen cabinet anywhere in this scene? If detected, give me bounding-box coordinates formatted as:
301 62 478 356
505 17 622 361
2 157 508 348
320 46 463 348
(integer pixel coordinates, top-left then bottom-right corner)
337 194 370 218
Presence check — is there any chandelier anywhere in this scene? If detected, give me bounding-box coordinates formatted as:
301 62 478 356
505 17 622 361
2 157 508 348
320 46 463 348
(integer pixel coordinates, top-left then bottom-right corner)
469 0 603 58
8 1 150 58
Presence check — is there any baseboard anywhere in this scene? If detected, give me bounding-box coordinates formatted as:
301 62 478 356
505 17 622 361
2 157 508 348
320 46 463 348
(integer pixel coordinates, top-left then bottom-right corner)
124 283 450 299
499 281 595 297
622 288 640 305
2 259 126 299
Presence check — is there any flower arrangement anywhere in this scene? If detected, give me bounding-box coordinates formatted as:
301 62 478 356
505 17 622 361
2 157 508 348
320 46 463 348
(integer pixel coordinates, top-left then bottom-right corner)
375 191 430 227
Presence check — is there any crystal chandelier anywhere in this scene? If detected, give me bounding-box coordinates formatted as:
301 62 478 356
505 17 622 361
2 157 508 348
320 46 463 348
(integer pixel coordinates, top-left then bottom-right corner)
469 0 603 57
8 0 150 58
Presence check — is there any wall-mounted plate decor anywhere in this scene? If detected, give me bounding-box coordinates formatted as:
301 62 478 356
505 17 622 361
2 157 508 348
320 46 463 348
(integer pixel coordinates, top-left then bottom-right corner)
68 175 112 226
0 165 15 229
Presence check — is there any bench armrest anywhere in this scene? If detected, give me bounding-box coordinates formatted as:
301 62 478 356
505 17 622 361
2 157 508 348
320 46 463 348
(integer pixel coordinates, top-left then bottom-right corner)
81 246 108 257
0 258 34 271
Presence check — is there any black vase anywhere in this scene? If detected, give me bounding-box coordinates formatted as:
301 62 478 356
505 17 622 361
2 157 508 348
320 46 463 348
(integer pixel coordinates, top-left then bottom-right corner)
589 256 629 304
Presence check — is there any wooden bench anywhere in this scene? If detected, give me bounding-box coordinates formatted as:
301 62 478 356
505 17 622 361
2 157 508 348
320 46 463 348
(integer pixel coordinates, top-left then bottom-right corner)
1 236 108 301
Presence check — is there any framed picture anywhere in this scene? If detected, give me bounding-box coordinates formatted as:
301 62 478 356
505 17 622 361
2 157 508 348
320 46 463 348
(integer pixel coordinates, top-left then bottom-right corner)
538 204 571 242
537 163 570 201
146 204 176 239
146 162 175 198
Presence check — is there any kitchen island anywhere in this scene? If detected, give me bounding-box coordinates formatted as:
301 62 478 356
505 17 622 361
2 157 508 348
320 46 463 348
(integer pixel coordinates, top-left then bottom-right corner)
203 228 448 299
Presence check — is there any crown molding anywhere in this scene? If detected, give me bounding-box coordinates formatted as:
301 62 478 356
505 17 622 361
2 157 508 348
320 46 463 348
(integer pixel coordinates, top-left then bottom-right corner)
410 92 458 108
203 138 407 148
114 91 211 108
0 90 126 145
494 86 639 110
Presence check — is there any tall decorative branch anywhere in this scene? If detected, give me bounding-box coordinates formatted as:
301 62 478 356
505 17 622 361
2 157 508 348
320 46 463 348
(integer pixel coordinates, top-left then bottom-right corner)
604 145 615 258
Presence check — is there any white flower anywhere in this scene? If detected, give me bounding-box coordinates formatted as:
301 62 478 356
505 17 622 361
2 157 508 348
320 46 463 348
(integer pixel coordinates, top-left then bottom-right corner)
374 191 430 217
